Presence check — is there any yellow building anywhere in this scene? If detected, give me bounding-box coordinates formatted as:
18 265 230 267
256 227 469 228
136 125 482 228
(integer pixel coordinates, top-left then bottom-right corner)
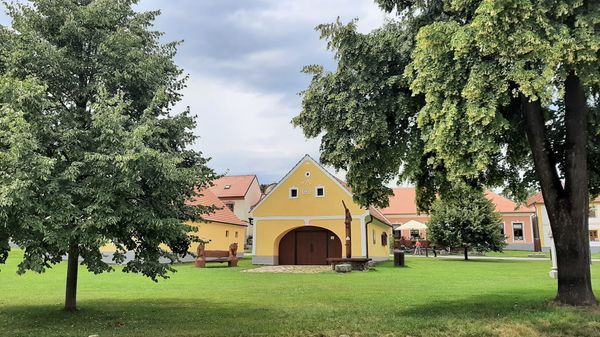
187 188 247 255
100 188 247 259
251 155 392 265
528 193 600 253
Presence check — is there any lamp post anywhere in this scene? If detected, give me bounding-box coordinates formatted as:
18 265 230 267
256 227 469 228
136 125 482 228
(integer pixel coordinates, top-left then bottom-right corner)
549 233 558 279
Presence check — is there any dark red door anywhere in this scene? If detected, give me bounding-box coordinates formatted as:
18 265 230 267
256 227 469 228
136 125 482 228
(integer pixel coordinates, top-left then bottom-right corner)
296 231 327 265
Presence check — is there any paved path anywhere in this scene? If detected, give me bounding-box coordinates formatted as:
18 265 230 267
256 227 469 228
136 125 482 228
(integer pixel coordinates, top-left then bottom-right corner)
243 265 331 273
397 254 600 262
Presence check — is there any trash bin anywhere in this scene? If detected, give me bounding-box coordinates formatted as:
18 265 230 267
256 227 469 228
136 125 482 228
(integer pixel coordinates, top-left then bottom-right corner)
393 250 405 267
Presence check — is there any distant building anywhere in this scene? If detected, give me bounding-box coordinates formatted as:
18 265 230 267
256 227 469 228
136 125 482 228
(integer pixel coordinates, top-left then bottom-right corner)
209 175 262 244
381 187 537 251
187 188 247 255
528 192 600 253
100 188 246 262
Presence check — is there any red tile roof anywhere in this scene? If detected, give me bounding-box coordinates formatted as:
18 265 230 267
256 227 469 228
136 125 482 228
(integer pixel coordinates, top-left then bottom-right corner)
527 191 600 206
485 191 532 213
382 187 533 215
187 188 246 226
209 175 257 198
381 188 419 215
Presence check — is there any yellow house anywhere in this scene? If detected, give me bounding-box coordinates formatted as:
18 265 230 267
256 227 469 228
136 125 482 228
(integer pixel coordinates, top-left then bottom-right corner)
100 188 246 261
251 155 392 265
187 188 247 255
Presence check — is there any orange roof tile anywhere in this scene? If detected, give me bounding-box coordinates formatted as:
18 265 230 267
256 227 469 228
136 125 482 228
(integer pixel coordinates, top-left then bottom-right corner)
527 191 600 206
209 175 257 198
485 191 532 213
187 188 246 226
381 188 419 215
382 187 533 215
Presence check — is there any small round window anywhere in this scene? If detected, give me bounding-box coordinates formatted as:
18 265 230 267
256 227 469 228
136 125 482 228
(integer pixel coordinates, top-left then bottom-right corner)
305 171 311 177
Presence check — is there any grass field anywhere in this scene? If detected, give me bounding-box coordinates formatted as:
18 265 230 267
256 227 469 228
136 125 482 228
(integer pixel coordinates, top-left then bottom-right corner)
482 250 600 259
1 251 599 337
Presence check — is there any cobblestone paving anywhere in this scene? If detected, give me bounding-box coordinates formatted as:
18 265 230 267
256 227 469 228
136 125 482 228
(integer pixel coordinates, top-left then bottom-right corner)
243 265 331 273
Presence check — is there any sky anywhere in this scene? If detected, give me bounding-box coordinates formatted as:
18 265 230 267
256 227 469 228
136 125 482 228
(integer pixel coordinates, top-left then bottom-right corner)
0 1 390 184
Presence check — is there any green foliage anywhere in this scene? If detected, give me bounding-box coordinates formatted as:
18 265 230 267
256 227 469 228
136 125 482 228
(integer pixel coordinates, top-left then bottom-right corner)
294 0 600 210
293 19 425 207
427 186 506 254
0 0 215 280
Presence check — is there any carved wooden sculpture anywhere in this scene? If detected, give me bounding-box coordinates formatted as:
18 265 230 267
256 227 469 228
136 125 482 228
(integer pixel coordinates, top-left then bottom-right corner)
342 200 352 258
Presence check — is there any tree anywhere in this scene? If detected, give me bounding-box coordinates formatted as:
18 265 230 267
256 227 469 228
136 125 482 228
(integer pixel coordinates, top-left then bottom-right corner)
427 187 506 260
294 1 599 305
0 0 216 311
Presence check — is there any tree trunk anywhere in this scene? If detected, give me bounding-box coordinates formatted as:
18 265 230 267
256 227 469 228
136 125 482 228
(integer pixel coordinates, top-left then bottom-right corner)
521 73 597 305
64 243 79 312
553 208 596 305
463 247 468 261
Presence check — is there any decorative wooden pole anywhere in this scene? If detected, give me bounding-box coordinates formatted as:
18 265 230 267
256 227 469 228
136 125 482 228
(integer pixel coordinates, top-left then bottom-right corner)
342 200 352 258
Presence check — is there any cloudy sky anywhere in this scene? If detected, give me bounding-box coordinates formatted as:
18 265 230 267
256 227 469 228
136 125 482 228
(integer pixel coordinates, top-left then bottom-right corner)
1 1 390 184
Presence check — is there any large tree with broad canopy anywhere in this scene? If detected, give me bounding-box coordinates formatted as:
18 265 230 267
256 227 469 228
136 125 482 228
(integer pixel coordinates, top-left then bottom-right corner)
0 0 216 311
294 0 599 305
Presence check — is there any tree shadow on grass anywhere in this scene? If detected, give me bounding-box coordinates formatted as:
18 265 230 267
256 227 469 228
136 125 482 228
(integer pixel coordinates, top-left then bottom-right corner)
2 293 598 337
390 292 600 337
0 298 283 337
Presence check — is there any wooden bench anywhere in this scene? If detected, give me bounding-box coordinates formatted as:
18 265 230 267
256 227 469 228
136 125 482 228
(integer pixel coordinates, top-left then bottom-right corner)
195 242 238 268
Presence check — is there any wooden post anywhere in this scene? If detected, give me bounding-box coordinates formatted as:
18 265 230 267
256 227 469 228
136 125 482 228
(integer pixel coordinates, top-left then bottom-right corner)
342 200 352 258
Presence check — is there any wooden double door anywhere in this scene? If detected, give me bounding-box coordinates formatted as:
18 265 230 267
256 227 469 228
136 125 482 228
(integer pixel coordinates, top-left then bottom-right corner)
278 226 342 265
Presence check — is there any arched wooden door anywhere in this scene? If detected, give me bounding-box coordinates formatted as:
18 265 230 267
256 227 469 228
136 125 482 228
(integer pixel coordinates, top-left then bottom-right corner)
278 226 342 265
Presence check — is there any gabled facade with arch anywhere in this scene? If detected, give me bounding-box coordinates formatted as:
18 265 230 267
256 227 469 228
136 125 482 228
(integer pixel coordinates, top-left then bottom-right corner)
251 155 392 265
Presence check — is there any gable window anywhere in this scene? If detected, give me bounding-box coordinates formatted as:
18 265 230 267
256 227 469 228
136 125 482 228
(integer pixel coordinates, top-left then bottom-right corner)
512 223 524 241
372 229 376 244
225 203 234 212
590 207 597 218
315 186 325 197
235 231 238 238
289 187 298 198
225 230 229 237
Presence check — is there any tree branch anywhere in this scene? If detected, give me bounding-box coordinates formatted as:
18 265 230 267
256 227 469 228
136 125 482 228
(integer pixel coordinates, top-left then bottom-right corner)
521 94 563 211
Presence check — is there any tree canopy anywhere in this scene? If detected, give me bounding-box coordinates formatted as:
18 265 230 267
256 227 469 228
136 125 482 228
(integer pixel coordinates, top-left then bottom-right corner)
427 187 506 260
0 0 215 310
295 0 599 305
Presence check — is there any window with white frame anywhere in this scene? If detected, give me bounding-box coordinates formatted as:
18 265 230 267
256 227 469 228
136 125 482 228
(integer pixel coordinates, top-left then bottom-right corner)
289 187 298 198
500 223 505 236
589 207 597 218
512 222 524 241
315 186 325 197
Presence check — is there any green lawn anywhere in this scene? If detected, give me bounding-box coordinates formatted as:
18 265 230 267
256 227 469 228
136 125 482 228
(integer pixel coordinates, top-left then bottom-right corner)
482 250 600 259
1 251 599 337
